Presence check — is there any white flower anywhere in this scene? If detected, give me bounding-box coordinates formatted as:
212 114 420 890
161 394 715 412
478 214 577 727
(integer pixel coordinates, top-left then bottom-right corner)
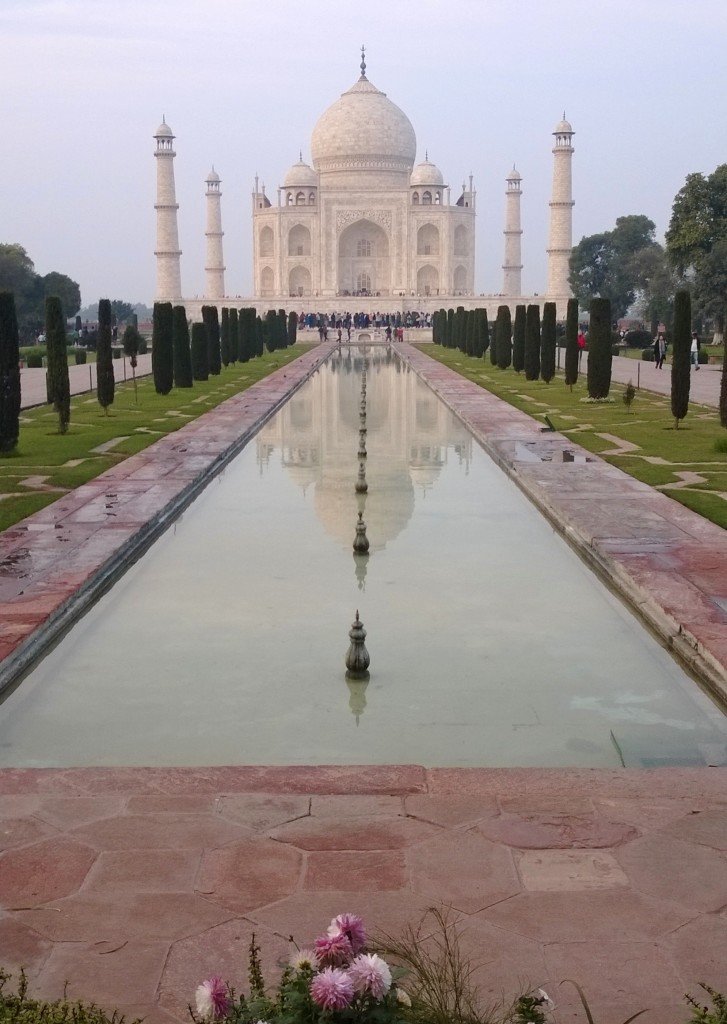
195 984 213 1020
348 953 392 1000
290 948 320 971
538 988 555 1010
396 987 412 1007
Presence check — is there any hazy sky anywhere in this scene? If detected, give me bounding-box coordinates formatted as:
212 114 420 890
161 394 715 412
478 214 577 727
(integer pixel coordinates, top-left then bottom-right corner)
3 0 726 307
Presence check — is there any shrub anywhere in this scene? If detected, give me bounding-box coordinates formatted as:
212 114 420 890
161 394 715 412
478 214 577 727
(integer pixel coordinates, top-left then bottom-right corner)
137 337 148 354
524 304 540 380
74 348 87 365
26 352 43 368
698 350 709 364
202 305 221 374
564 297 579 389
586 297 612 399
611 344 621 357
496 305 512 369
624 328 652 348
671 289 691 428
512 305 526 372
540 302 556 382
45 295 71 433
641 348 655 361
152 301 174 395
0 969 142 1024
172 306 193 388
191 322 209 380
112 347 122 359
96 298 115 413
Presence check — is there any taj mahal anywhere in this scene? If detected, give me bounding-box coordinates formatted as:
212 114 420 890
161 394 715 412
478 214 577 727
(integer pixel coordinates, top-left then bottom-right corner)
154 49 575 318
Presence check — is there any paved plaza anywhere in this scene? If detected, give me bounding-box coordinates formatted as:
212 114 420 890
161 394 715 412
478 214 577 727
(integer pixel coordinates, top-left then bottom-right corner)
0 342 725 1024
20 354 154 409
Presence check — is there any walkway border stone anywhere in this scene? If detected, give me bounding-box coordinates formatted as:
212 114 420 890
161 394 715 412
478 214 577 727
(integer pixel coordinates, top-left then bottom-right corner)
0 343 335 696
398 343 727 708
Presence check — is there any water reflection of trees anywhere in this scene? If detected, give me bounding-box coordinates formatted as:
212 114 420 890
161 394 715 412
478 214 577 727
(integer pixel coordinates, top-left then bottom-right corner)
257 346 471 551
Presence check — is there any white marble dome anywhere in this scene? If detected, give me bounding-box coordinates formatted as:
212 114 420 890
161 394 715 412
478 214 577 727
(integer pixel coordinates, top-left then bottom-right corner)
554 117 573 134
311 75 416 183
283 158 317 188
410 158 444 187
154 119 174 138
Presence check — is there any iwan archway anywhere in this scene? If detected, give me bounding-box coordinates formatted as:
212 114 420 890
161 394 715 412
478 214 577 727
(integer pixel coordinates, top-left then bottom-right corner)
337 219 390 296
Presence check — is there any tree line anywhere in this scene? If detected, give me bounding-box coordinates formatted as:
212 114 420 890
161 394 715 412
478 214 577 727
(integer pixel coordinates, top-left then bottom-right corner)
0 289 298 451
431 292 727 432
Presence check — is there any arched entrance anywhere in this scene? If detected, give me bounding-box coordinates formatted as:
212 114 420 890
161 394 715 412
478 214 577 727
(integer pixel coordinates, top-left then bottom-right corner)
337 219 390 296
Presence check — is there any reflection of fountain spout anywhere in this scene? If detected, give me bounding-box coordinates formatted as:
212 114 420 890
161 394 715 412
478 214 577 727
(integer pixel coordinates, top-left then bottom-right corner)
353 552 368 591
345 609 370 679
358 432 367 459
355 459 368 493
346 675 369 725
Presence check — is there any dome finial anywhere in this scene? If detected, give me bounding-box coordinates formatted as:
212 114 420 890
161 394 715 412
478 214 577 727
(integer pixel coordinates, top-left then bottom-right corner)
425 149 428 161
299 149 302 162
360 44 367 79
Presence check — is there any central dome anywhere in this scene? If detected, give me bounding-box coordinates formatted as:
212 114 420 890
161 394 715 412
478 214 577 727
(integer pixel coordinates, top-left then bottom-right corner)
311 74 416 186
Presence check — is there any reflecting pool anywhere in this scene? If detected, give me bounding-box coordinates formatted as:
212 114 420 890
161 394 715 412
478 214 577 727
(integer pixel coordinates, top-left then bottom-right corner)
1 346 725 767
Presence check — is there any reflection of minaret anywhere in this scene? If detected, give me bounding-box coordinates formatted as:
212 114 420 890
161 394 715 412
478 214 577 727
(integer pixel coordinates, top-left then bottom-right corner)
204 168 225 299
502 167 523 296
546 114 575 298
153 118 182 301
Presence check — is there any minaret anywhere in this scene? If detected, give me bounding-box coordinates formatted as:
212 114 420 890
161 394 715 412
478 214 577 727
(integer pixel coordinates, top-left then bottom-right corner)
153 118 182 302
502 166 523 296
546 114 575 297
204 167 225 299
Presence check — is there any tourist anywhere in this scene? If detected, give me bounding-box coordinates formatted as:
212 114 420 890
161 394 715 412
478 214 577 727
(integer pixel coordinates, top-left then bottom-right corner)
577 330 586 368
654 333 666 369
691 331 700 370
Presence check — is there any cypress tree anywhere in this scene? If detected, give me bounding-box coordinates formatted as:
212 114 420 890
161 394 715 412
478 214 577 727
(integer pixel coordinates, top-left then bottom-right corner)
587 297 613 399
278 309 288 349
122 321 141 403
671 289 691 429
255 315 264 357
229 308 239 365
96 298 115 413
445 308 453 348
152 301 173 395
524 304 541 380
452 306 463 352
191 322 209 381
0 291 21 452
172 305 193 387
201 305 221 374
540 302 557 383
564 297 579 391
480 309 490 359
489 316 498 365
512 304 526 373
472 308 483 357
220 308 231 367
288 310 298 346
240 308 254 362
265 309 277 352
496 305 512 370
720 328 727 429
465 310 476 356
45 296 71 433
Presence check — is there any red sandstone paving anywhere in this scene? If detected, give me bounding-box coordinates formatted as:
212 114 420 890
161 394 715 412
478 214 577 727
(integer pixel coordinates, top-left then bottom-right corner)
0 767 725 1023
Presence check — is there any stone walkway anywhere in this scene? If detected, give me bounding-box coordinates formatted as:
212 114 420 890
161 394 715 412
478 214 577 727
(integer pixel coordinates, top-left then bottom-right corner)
0 767 724 1024
609 353 722 409
20 355 154 409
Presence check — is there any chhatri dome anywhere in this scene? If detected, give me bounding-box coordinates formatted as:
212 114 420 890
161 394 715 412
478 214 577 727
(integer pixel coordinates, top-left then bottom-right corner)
410 155 444 187
311 47 416 185
283 154 317 189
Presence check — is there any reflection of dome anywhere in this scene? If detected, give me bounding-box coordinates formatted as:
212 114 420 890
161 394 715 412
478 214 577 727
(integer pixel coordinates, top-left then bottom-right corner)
283 159 317 188
410 159 444 187
311 75 416 182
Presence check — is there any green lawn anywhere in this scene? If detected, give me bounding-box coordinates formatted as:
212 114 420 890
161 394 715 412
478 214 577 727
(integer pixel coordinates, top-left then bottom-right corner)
0 347 312 533
423 346 727 530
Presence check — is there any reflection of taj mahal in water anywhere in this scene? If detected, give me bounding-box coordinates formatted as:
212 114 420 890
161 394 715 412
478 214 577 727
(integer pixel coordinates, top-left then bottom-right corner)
154 48 575 317
256 348 472 556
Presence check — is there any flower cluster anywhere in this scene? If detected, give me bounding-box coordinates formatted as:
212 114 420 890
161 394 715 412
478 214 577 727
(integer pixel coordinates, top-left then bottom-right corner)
193 913 404 1024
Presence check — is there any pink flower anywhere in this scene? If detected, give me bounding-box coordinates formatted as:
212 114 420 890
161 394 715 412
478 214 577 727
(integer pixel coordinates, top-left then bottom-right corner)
195 976 230 1020
315 930 353 966
348 953 392 1000
327 913 367 954
310 967 355 1010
